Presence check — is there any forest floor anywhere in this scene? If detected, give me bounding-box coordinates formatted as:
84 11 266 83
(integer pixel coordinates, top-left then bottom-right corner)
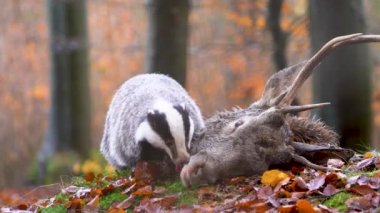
1 152 380 213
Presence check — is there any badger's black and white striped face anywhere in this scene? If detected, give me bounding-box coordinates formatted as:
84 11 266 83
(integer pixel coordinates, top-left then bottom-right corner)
135 100 194 169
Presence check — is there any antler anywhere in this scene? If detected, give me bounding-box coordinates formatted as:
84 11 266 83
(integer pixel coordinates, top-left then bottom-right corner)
279 33 380 106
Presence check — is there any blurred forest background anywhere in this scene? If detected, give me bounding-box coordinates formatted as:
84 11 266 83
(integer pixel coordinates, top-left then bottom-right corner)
1 0 380 188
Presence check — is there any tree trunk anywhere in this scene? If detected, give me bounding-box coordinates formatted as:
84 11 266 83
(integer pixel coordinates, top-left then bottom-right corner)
145 0 190 86
266 0 287 71
309 0 372 149
39 0 91 181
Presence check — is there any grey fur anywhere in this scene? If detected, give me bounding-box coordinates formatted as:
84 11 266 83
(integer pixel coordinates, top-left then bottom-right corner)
100 74 205 170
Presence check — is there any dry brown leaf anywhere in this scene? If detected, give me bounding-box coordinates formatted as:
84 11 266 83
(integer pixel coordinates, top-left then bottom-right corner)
235 199 268 211
150 194 178 208
356 158 375 169
278 204 296 213
257 186 273 199
85 172 95 182
132 185 153 196
327 159 345 168
306 174 325 191
322 184 338 196
349 185 377 196
85 195 99 208
261 170 290 187
229 176 246 185
296 199 316 213
107 207 125 213
115 194 135 209
345 196 372 211
197 186 218 201
374 157 380 169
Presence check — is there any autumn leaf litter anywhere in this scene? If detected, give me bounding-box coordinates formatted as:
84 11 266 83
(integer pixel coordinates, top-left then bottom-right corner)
2 152 380 212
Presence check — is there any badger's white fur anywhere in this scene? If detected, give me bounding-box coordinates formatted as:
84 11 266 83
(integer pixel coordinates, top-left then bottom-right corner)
100 74 205 170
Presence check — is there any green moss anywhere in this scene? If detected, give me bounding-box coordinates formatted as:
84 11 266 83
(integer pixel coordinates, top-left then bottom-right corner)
159 180 198 206
115 169 132 178
41 204 66 213
55 193 69 203
99 191 128 210
323 192 352 212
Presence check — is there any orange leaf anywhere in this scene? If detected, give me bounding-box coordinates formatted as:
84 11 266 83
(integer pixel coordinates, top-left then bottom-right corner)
278 205 296 213
85 172 95 182
107 207 125 213
296 199 315 213
261 170 290 187
364 152 373 159
132 185 153 196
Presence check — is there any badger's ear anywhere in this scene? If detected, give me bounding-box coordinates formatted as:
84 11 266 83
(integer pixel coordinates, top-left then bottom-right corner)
174 103 188 113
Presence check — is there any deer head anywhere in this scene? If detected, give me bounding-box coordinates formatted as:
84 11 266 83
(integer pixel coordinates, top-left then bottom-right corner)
181 34 380 187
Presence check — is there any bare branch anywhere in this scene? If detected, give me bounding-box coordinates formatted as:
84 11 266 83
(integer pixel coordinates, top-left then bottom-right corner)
280 33 380 106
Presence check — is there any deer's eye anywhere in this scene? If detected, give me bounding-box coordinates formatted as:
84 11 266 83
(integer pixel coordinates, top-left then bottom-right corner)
234 120 244 128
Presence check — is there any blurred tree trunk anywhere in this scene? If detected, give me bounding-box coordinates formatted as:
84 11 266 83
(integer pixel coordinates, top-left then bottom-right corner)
145 0 190 86
39 0 90 180
309 0 372 149
266 0 287 71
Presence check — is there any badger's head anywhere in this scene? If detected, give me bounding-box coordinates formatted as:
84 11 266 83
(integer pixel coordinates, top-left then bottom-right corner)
135 100 194 172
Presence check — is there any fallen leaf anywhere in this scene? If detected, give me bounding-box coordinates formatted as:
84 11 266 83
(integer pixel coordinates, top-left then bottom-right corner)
132 185 153 196
356 158 375 169
293 177 308 191
85 195 99 208
235 199 268 211
66 198 83 210
296 199 315 213
15 203 28 210
116 194 135 209
85 172 95 182
153 186 166 194
257 186 273 199
375 157 380 168
327 159 345 168
229 176 246 185
345 196 372 211
198 186 218 201
306 174 325 191
363 152 373 159
150 194 178 208
349 185 377 196
322 184 338 196
278 204 296 213
261 170 290 187
107 207 125 213
274 177 290 192
121 183 136 195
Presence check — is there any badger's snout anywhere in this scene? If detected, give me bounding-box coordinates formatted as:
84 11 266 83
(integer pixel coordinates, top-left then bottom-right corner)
174 152 190 172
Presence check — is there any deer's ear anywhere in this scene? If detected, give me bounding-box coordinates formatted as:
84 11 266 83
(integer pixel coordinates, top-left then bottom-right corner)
193 128 206 141
253 61 306 108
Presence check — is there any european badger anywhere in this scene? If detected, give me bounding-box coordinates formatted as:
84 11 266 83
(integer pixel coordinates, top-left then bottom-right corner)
100 74 205 173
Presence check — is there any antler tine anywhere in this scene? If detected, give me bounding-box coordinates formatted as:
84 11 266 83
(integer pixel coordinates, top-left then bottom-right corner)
279 33 380 106
279 102 330 114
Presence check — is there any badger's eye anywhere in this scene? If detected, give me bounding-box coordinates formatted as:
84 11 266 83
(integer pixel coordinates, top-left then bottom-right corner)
234 120 244 128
